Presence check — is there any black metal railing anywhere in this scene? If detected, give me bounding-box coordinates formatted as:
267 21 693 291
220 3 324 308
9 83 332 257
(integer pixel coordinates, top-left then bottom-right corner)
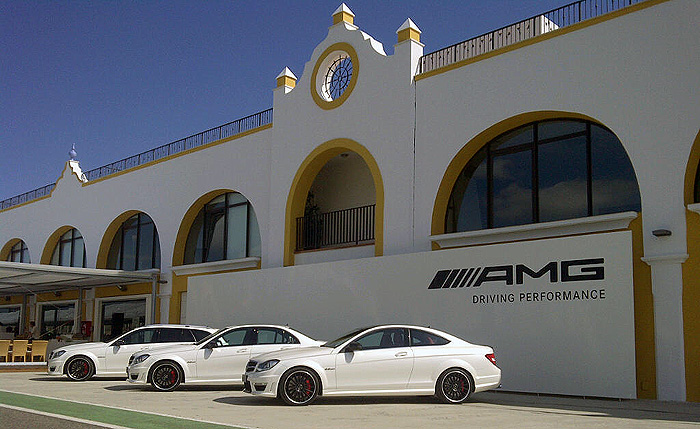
296 204 375 251
0 184 56 210
1 108 273 211
84 108 273 181
419 0 646 74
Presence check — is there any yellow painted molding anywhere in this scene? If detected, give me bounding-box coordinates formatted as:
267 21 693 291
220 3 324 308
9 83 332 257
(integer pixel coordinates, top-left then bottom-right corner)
277 75 296 89
284 138 384 266
683 130 700 205
416 0 672 82
310 43 359 110
0 195 51 214
333 11 354 25
0 238 23 261
84 123 272 188
397 27 420 43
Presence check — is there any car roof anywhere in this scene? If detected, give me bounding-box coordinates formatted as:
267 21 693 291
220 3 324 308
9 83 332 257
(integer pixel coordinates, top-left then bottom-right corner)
138 324 217 331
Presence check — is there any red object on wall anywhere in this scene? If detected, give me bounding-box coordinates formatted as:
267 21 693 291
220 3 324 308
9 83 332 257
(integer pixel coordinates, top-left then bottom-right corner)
80 321 92 336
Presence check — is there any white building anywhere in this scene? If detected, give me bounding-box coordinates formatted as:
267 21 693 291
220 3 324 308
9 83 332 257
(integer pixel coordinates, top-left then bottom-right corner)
2 0 699 402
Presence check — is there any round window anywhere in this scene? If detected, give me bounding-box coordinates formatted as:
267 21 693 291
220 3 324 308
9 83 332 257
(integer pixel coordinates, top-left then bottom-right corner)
322 53 353 101
311 43 358 110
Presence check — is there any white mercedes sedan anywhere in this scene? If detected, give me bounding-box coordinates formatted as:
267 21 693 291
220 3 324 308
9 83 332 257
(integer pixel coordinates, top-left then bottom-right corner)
126 325 322 391
243 325 501 405
47 324 217 381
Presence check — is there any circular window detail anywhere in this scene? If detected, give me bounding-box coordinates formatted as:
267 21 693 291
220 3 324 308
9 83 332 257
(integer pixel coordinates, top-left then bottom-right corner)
311 43 359 110
322 53 353 101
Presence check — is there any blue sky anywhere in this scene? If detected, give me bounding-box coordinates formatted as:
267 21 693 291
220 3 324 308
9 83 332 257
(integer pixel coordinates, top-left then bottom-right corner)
1 0 570 202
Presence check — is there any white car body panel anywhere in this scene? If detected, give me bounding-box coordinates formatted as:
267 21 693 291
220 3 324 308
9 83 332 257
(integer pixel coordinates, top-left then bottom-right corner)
126 325 321 388
244 325 501 403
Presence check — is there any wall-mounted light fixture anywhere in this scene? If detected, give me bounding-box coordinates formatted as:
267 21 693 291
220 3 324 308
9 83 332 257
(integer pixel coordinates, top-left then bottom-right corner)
53 291 62 297
652 229 672 237
117 285 127 292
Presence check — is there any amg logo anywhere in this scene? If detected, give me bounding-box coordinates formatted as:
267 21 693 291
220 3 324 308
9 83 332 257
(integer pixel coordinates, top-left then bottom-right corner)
428 258 604 289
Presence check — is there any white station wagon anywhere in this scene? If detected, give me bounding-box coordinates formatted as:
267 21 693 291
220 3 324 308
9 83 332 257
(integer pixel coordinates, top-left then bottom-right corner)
126 324 321 391
47 324 216 381
243 325 501 405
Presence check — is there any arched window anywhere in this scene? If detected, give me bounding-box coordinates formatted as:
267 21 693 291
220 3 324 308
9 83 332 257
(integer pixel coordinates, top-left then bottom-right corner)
446 120 641 233
7 240 30 263
106 213 161 271
183 192 261 264
50 228 86 267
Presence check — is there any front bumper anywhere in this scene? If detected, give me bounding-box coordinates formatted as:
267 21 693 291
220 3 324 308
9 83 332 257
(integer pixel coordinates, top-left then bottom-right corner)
243 372 279 398
47 359 67 376
126 363 150 384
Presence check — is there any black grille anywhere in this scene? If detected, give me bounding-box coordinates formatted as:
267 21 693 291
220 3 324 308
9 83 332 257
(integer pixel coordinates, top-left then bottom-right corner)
245 360 257 373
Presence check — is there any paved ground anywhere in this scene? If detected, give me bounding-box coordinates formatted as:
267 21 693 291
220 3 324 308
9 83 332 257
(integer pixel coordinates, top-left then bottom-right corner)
0 372 699 428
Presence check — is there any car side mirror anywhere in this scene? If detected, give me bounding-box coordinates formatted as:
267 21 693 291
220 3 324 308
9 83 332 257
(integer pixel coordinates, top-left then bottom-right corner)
113 339 125 347
344 342 362 353
204 341 216 349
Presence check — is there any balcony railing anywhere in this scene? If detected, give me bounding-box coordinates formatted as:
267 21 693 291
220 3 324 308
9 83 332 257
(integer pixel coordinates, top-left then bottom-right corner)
419 0 646 74
1 108 273 211
296 204 376 251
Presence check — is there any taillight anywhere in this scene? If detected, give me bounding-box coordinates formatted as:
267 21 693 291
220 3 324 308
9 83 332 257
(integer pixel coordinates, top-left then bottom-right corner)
486 353 497 366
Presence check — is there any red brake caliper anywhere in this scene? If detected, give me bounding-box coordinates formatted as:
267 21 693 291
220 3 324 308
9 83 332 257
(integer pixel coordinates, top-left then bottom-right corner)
170 369 176 384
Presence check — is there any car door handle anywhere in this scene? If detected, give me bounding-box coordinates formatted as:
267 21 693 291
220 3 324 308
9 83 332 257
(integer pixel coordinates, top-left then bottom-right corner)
395 352 408 357
237 349 249 353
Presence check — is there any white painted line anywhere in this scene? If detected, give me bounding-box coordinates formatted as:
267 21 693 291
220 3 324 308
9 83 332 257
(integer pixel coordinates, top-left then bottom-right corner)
0 403 129 428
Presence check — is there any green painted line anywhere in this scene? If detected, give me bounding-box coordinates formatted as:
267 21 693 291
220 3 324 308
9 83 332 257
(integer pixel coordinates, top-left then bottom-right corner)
0 391 243 429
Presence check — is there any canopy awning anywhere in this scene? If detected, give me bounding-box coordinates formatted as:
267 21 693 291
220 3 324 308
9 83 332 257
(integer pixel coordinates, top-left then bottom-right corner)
0 261 158 296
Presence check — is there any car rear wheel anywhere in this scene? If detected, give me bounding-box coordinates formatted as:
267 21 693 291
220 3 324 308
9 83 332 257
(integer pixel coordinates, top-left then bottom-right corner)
150 361 183 392
436 368 472 404
66 356 95 381
279 368 320 406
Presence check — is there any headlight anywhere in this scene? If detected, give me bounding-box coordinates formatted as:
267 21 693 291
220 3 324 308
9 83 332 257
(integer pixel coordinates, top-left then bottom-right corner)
131 354 150 365
50 350 66 359
256 359 280 372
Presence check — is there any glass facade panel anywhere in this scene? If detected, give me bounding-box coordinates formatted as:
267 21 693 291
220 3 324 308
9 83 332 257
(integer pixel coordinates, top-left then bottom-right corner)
183 192 261 264
538 136 588 222
591 125 642 215
8 241 30 263
52 229 86 268
121 219 138 271
41 303 75 339
0 306 21 337
493 150 532 228
137 220 155 270
227 204 248 260
100 299 146 342
446 119 641 233
106 213 160 271
59 241 72 266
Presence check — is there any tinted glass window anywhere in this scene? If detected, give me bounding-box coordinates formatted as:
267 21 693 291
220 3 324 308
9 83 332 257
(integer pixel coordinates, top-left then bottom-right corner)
446 120 641 232
156 328 193 343
410 329 450 346
355 328 408 350
120 328 156 345
191 329 211 342
256 328 300 345
213 328 249 347
107 213 161 271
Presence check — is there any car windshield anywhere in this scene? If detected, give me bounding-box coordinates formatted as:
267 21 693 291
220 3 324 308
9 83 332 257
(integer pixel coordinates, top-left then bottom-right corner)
195 327 227 345
322 327 374 348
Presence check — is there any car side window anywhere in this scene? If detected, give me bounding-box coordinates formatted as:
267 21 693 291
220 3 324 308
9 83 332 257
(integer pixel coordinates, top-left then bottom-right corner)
256 328 300 345
354 328 409 350
410 329 450 347
120 328 156 345
191 329 210 342
157 328 192 343
213 328 249 347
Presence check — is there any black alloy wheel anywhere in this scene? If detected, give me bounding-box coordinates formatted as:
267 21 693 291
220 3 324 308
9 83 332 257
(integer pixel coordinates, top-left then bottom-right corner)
150 362 182 392
66 356 94 381
436 368 472 404
280 368 319 406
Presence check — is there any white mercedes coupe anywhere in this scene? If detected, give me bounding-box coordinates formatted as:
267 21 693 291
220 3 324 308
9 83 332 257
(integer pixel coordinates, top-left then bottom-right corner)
126 325 322 391
243 325 501 405
47 324 217 381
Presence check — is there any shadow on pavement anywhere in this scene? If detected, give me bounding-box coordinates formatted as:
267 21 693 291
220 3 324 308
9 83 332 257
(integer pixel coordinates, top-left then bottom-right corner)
214 395 439 407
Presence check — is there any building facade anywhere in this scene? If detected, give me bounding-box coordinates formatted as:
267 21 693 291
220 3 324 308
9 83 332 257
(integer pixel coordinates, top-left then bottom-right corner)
1 0 699 402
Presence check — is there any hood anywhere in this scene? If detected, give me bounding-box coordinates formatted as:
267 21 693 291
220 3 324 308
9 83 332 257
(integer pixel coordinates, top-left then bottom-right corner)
54 341 108 353
251 346 334 363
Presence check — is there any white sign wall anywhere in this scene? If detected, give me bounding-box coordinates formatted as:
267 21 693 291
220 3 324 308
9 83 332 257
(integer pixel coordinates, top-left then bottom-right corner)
188 231 636 398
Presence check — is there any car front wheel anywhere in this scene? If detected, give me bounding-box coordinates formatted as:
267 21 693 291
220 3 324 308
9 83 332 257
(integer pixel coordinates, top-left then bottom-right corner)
150 361 183 392
436 368 472 404
279 368 320 406
66 356 95 381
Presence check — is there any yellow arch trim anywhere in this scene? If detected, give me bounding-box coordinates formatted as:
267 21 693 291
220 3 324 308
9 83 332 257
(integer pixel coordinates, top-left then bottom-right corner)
310 43 359 110
682 129 700 401
284 138 384 266
40 225 79 265
0 238 23 261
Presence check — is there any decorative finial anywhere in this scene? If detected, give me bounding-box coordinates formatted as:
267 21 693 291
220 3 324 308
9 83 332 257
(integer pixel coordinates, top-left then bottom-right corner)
69 143 77 161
